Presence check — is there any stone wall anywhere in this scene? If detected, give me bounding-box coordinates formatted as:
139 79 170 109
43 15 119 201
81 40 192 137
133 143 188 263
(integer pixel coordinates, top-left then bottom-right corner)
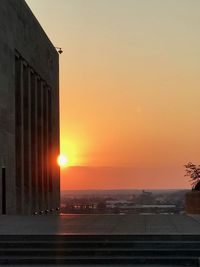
0 0 60 214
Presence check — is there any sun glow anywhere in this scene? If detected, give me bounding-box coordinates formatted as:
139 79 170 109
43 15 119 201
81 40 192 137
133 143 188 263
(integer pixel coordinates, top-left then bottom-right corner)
60 135 90 166
57 155 69 168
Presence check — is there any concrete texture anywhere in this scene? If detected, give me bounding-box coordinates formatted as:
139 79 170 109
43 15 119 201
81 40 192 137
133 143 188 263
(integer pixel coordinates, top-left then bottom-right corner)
0 0 60 214
0 215 200 266
0 214 200 235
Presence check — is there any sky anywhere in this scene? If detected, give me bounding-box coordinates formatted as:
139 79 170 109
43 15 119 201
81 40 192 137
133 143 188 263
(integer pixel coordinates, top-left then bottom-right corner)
25 0 200 190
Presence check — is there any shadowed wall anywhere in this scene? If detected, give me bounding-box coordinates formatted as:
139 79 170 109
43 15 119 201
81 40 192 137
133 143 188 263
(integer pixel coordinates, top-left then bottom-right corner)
0 0 60 214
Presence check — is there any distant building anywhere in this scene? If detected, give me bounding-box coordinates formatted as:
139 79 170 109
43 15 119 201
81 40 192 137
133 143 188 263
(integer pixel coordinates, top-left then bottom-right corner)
0 0 60 214
137 190 154 205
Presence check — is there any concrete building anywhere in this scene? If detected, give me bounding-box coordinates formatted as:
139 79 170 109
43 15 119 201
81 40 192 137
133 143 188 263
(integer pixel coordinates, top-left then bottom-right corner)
0 0 60 214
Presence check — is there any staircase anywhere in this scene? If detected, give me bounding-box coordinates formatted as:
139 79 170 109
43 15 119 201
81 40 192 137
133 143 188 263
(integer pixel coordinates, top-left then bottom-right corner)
0 235 200 266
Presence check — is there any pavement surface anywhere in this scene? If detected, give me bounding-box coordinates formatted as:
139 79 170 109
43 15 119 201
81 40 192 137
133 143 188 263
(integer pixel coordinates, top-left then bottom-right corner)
0 214 200 235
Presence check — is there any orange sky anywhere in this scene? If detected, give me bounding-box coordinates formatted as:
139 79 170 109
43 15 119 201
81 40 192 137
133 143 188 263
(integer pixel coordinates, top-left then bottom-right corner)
26 0 200 190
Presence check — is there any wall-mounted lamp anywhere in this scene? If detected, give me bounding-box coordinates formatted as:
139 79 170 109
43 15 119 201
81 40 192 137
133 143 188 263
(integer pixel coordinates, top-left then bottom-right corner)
55 47 63 54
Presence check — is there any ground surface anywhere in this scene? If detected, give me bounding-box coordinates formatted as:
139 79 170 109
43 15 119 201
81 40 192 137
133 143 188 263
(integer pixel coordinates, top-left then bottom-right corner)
0 214 200 235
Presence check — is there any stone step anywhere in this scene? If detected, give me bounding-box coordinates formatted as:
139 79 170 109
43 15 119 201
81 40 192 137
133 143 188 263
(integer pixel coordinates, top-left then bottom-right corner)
0 248 200 257
0 241 199 249
0 235 199 266
0 256 198 266
1 235 200 241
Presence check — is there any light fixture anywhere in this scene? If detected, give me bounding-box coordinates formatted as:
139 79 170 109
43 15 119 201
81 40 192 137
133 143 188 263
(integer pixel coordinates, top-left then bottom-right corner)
55 47 63 54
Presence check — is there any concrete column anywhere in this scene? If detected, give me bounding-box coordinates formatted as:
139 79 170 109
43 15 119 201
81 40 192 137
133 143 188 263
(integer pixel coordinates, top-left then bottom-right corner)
22 62 30 214
46 87 52 211
15 54 22 214
37 78 41 211
20 61 24 214
40 81 44 212
28 69 31 214
44 86 49 211
34 76 38 213
30 71 37 214
46 87 49 211
42 84 47 211
47 88 53 210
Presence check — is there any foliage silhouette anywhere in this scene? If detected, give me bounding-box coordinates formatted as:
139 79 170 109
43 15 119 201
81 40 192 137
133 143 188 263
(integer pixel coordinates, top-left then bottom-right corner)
184 162 200 191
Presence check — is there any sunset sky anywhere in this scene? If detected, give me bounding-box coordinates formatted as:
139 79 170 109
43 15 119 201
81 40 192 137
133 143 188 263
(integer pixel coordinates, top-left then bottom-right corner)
26 0 200 190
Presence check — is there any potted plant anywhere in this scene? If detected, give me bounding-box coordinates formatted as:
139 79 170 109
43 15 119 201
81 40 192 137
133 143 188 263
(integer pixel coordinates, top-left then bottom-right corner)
185 162 200 214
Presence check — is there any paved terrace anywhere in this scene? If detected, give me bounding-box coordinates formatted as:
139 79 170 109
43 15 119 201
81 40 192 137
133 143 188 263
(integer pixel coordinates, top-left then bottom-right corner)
0 214 200 235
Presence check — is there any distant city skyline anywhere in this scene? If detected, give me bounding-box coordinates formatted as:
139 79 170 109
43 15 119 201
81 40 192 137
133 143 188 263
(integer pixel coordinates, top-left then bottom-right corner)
26 0 200 190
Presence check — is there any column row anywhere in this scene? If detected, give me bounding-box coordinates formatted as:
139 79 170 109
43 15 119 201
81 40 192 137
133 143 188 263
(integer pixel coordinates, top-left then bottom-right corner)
15 52 53 214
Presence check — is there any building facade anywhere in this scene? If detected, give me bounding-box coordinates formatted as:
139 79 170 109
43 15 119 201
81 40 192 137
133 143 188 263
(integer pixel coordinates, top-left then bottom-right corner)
0 0 60 214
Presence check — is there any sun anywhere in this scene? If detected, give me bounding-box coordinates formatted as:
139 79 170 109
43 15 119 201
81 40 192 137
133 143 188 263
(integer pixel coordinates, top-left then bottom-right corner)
57 155 69 168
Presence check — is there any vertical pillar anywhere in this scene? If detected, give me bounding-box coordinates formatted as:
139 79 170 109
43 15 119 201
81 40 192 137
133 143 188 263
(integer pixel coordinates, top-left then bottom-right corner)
30 71 37 213
34 76 38 212
41 82 44 212
28 69 32 214
48 88 53 209
43 85 48 211
15 54 22 214
37 78 43 212
42 84 46 211
46 87 49 210
23 63 30 214
20 61 24 214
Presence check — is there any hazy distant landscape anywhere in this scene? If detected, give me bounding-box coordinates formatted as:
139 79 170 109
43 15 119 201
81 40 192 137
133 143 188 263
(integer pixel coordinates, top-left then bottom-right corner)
61 189 189 215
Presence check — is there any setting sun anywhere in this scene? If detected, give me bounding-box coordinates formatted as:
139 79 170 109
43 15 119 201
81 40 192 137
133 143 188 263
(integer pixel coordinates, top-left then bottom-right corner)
57 155 69 168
